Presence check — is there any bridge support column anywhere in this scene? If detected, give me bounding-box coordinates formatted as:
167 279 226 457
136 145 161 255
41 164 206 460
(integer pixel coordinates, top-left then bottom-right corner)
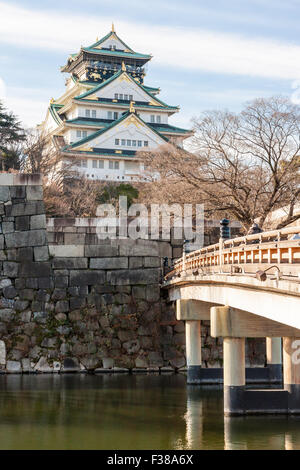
224 337 245 416
266 337 282 383
283 337 300 413
186 320 202 384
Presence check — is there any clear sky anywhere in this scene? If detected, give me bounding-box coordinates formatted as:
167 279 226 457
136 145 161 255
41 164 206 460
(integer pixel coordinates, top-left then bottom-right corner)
1 0 300 130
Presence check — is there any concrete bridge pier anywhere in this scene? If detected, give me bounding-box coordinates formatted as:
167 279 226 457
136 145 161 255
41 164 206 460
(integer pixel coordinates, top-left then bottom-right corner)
223 337 245 416
185 320 202 384
283 337 300 413
266 337 282 383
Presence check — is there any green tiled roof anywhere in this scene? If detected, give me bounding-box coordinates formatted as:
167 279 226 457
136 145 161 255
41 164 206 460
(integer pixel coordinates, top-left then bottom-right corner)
66 117 111 127
74 70 178 109
49 103 64 126
64 148 137 158
75 70 123 99
65 111 169 151
143 85 160 94
74 98 178 111
149 123 192 135
66 111 131 149
82 48 151 60
66 117 191 135
88 31 134 53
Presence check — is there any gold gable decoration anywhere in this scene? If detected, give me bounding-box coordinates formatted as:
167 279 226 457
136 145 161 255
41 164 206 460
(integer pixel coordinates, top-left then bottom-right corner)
123 114 142 129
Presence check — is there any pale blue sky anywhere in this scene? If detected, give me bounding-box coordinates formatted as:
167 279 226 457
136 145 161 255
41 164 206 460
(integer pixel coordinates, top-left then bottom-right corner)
1 0 300 129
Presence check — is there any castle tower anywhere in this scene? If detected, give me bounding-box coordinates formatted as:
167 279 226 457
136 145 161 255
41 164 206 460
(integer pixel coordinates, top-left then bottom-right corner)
39 25 193 182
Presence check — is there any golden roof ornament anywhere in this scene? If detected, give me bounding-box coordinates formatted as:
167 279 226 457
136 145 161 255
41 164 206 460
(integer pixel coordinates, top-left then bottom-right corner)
50 97 55 104
121 61 126 72
129 101 135 113
112 22 115 32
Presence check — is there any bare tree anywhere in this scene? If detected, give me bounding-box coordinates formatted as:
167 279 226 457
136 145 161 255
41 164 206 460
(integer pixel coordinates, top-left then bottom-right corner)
139 97 300 232
19 130 78 186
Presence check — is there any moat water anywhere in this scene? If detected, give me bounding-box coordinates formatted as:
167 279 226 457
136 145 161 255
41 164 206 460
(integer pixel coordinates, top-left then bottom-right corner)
0 373 299 450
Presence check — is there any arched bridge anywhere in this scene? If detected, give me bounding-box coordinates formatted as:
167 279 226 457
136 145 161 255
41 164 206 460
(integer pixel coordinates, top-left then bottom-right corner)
163 226 300 416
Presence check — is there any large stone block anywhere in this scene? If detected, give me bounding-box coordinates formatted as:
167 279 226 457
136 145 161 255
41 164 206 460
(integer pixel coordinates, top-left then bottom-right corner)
146 285 161 302
10 186 26 199
129 257 143 269
34 246 49 261
144 257 161 268
107 268 160 285
132 286 146 299
84 245 118 257
64 233 86 245
30 214 46 230
1 222 14 234
17 247 33 261
19 261 51 278
49 245 84 258
3 261 18 277
6 360 21 373
90 257 128 270
157 242 173 259
69 270 105 286
26 185 43 201
5 230 47 248
34 356 53 372
118 239 160 257
0 340 6 365
10 201 44 217
0 186 10 202
15 216 30 231
52 257 88 269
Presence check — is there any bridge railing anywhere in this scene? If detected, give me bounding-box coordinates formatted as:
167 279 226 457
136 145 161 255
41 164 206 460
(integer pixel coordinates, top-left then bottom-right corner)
166 226 300 279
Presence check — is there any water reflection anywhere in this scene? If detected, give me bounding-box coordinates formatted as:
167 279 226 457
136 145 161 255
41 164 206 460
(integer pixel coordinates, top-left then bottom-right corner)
0 374 299 449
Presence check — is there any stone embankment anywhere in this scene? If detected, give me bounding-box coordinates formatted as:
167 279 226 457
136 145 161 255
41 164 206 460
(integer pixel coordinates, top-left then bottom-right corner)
0 174 264 373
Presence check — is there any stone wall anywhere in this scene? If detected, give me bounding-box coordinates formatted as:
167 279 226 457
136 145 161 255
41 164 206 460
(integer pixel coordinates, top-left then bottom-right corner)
0 175 265 373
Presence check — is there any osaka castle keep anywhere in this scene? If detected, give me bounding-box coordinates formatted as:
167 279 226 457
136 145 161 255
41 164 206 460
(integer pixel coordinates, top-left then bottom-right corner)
39 24 193 182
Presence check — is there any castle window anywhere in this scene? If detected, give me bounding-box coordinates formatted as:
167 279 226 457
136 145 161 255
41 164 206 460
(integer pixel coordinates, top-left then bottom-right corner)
144 141 148 147
85 109 90 118
114 112 118 120
99 160 104 169
129 94 133 100
127 140 131 146
92 110 96 118
150 115 155 123
109 161 120 170
92 160 97 168
156 115 161 123
138 140 142 147
119 94 123 100
132 140 137 147
124 94 128 100
115 139 120 145
121 139 126 146
114 93 118 99
82 160 87 168
76 130 81 138
108 111 112 119
82 131 87 138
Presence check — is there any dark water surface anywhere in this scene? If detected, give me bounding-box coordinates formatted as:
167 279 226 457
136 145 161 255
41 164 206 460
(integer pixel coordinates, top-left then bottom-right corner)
0 373 299 449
